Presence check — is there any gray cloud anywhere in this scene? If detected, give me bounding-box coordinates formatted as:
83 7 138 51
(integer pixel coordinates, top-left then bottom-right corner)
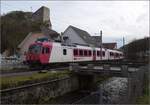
1 1 149 47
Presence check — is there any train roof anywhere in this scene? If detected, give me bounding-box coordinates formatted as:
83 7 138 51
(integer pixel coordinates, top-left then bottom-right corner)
107 49 123 53
34 41 123 53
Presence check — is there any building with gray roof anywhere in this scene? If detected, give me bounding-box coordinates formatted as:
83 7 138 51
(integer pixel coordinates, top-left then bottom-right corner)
62 25 96 47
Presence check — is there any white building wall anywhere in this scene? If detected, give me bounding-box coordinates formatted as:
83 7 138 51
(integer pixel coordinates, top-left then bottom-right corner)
18 33 45 61
63 27 88 45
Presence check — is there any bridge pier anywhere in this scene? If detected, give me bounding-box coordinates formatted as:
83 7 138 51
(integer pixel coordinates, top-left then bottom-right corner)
127 66 145 103
77 74 96 91
70 63 97 91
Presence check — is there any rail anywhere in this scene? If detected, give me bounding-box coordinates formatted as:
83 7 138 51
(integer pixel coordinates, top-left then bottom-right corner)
81 60 146 67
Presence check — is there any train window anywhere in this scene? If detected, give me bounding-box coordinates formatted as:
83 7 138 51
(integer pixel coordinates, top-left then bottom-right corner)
46 48 49 54
29 45 41 54
116 53 119 57
89 50 91 56
112 53 114 56
73 49 78 56
110 52 112 56
97 51 100 56
79 50 83 56
84 50 88 56
102 51 105 56
63 49 67 55
42 48 45 54
110 52 113 56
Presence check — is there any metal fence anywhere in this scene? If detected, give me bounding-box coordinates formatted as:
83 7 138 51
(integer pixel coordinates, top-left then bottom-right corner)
0 57 26 69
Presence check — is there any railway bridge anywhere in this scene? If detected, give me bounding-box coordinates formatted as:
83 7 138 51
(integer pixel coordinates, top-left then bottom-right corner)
0 61 148 104
69 63 148 103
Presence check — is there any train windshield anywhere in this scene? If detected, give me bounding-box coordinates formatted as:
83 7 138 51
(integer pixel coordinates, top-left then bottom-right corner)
28 44 41 54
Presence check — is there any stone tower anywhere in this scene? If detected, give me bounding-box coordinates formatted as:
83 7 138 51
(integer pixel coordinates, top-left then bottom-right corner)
32 6 52 29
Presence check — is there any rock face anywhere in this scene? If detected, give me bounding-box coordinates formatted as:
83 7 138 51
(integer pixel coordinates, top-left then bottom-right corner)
1 76 79 104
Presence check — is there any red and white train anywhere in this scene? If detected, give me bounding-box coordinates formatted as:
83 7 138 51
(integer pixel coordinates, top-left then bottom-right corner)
25 38 124 65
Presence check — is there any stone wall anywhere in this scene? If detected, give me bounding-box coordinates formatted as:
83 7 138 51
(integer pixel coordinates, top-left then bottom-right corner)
1 76 79 104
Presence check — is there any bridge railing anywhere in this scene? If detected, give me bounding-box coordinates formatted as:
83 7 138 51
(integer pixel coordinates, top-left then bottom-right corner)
69 63 130 77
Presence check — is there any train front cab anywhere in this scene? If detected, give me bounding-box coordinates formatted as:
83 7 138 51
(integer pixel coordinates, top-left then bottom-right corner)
26 42 52 65
26 43 41 65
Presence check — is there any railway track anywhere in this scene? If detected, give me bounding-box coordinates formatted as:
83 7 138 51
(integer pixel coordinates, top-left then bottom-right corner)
77 60 146 68
100 60 146 65
1 59 146 77
0 66 69 77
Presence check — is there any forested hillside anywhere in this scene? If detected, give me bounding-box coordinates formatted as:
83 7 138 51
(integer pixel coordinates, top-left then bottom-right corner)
121 37 149 61
1 11 42 55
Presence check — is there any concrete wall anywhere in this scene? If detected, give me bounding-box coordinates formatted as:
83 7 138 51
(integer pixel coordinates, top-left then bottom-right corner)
32 7 43 22
1 76 79 104
43 7 50 22
32 6 51 28
18 33 45 61
63 27 87 45
32 6 50 23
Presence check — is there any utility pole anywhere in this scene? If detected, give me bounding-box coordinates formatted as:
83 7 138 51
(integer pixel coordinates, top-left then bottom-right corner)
123 37 125 47
30 6 32 12
123 36 125 53
100 30 102 60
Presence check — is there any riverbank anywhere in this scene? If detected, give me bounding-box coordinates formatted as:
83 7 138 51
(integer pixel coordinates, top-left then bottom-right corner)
136 69 149 104
0 70 71 89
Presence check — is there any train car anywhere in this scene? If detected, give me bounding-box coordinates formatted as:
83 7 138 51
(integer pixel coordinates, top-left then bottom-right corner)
107 49 123 60
25 38 124 65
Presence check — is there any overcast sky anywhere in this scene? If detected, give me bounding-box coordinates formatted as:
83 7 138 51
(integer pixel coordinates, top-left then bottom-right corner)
1 0 149 48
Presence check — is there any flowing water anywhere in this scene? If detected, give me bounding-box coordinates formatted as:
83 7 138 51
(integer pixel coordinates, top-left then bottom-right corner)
101 77 128 104
48 77 129 104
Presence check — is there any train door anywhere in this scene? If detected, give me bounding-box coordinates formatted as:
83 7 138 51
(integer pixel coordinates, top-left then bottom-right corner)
40 46 51 64
106 50 110 60
62 47 72 62
93 50 96 61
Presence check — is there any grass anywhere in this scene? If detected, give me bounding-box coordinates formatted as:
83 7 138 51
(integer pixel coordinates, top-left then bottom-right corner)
0 70 71 90
136 72 149 104
136 95 149 104
136 85 149 104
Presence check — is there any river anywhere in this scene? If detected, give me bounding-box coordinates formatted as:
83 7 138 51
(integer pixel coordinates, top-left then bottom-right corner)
48 77 128 104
